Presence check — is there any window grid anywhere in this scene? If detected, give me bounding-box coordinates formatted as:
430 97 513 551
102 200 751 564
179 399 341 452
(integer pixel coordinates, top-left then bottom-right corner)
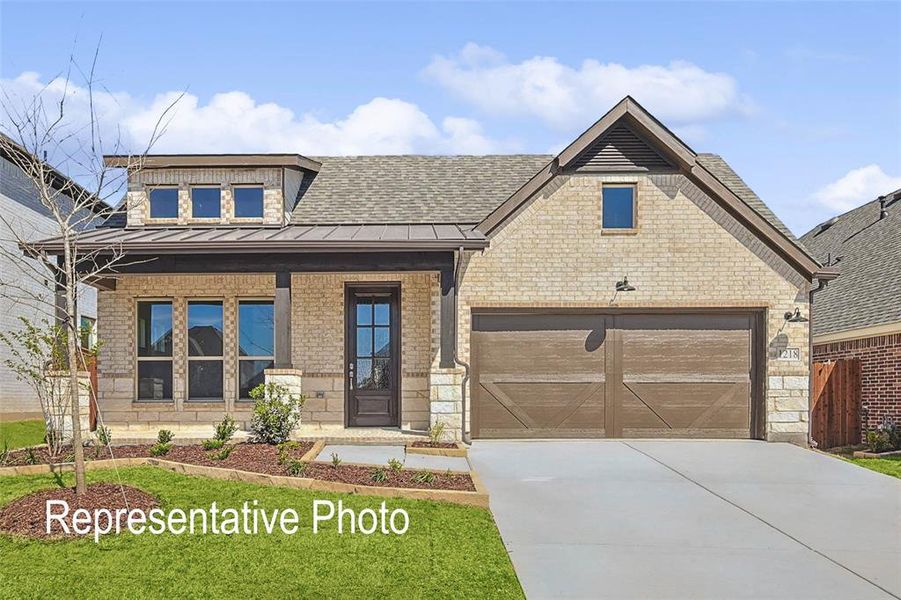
186 299 225 402
136 299 173 402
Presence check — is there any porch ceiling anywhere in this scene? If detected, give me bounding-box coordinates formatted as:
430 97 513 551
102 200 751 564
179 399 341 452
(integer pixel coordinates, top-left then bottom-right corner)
33 223 488 254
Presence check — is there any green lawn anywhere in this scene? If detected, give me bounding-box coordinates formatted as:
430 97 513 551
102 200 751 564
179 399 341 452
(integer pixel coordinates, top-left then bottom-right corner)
0 467 522 599
847 456 901 479
0 419 45 449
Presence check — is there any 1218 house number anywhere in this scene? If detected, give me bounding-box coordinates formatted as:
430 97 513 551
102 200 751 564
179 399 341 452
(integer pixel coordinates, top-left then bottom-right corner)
778 348 801 361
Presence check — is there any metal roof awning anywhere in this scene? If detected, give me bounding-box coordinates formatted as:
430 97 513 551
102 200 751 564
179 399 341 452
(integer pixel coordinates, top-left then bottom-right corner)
33 223 488 254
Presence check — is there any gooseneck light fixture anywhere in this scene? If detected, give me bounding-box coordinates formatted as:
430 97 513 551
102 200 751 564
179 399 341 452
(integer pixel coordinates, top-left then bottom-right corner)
615 276 636 292
784 308 809 323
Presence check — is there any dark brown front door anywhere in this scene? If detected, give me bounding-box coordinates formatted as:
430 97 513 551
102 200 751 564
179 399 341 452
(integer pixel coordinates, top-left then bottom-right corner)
471 310 759 439
345 284 400 427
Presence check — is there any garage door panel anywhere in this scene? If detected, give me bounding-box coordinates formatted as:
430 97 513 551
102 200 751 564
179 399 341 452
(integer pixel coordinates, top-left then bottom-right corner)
620 382 751 434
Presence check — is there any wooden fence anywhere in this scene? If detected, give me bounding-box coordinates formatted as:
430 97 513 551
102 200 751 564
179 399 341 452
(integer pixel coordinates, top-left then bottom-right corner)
811 358 861 449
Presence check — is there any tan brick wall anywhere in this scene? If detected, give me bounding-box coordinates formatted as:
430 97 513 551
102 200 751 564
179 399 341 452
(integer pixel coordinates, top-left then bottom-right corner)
457 173 811 442
126 167 284 227
292 272 437 430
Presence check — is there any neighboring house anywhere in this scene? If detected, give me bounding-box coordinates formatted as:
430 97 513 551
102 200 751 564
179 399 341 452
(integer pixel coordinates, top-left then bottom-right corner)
37 97 835 444
801 188 901 433
0 138 102 419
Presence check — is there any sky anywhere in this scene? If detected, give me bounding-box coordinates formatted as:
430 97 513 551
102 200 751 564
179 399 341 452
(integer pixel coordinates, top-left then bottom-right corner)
1 1 899 235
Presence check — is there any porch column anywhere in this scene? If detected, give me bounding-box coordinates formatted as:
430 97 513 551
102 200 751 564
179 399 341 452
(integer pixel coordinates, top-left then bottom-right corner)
274 271 292 368
439 264 455 368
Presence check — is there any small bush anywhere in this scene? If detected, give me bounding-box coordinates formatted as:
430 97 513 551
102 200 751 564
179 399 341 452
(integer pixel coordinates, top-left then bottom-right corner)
428 422 446 444
95 425 112 446
0 442 9 466
249 383 305 445
202 438 225 451
24 447 38 465
370 467 389 484
286 460 308 477
387 458 404 473
331 452 342 468
157 429 174 445
413 470 435 485
277 441 301 465
149 442 171 457
214 415 238 443
210 445 234 461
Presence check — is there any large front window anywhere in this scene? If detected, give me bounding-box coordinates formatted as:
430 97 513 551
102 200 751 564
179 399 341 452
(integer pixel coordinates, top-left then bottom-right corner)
187 301 224 401
148 188 178 219
191 187 221 219
233 186 264 218
136 301 173 401
238 300 274 398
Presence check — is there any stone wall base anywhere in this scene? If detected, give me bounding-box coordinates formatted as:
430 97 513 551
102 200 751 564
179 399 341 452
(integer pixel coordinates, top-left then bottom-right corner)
766 431 809 447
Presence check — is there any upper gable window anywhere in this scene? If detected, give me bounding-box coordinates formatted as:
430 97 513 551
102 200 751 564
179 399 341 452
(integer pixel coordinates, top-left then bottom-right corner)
234 186 264 218
148 188 179 219
602 184 636 229
191 187 221 219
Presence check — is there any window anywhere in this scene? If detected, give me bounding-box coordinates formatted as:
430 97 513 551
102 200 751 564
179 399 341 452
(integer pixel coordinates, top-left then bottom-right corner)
187 301 224 401
80 316 96 350
136 301 173 401
191 187 221 219
234 186 264 218
238 300 274 399
602 184 636 229
148 188 179 219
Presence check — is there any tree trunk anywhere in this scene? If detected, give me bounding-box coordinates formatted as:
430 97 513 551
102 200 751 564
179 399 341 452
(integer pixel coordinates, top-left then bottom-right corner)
64 240 87 495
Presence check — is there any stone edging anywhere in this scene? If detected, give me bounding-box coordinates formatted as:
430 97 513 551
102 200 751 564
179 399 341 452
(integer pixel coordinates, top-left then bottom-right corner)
0 454 489 508
405 442 468 457
852 449 901 459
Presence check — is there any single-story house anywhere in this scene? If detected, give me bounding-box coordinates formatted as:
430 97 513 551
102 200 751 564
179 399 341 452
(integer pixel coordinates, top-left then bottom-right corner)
801 188 901 434
37 97 837 444
0 135 101 420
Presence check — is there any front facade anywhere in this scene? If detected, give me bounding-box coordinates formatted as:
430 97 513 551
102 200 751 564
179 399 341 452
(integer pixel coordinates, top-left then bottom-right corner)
0 144 98 419
48 98 833 444
801 189 901 434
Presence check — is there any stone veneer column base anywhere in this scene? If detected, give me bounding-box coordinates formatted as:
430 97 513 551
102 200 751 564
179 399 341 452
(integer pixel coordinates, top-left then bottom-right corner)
46 370 91 442
429 369 464 441
263 368 304 397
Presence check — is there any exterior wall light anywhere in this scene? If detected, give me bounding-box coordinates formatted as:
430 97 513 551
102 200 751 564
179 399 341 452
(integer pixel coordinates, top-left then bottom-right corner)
615 276 636 292
784 308 809 323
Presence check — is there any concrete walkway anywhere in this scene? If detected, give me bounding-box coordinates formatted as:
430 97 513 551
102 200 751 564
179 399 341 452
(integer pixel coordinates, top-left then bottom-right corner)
470 440 901 600
317 444 470 472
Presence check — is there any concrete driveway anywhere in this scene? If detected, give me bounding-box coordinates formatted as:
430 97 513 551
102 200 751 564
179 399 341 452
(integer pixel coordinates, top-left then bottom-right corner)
469 440 901 599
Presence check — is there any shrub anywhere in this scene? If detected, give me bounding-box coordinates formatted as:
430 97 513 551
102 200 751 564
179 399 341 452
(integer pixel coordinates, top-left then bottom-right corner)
157 429 175 445
286 460 307 477
202 438 225 451
24 447 38 465
277 441 301 465
210 445 234 461
95 425 112 446
149 442 171 457
331 452 342 468
428 421 446 444
370 467 388 484
387 458 404 473
214 415 238 443
0 442 9 466
413 470 435 485
882 419 901 450
866 429 892 453
248 383 305 445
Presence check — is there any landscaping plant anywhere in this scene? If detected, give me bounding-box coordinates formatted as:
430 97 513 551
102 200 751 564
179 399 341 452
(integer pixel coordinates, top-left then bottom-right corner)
214 415 238 444
865 418 901 453
387 458 404 474
202 438 225 451
210 445 234 461
248 383 305 445
277 441 301 465
413 470 435 485
157 430 174 445
331 452 342 468
428 421 447 444
93 425 112 459
150 430 174 456
370 467 389 484
0 442 9 466
286 460 308 477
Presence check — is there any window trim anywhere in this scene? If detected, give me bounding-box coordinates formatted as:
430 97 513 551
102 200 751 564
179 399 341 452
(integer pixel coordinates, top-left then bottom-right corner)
236 297 276 401
135 298 174 403
147 186 180 221
601 183 638 232
189 185 223 220
186 298 226 403
231 184 266 220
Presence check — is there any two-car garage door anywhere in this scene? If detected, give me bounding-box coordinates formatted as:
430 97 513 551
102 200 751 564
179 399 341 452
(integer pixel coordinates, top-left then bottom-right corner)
471 311 761 439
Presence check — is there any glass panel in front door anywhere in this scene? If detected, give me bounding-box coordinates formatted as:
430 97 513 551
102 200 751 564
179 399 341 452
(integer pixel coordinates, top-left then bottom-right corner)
356 298 391 390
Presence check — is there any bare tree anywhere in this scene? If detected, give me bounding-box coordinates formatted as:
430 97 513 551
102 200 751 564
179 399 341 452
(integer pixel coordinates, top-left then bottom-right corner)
0 46 180 494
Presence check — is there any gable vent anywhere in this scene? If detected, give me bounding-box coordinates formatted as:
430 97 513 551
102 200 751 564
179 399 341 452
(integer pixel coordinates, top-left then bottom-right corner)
569 123 675 172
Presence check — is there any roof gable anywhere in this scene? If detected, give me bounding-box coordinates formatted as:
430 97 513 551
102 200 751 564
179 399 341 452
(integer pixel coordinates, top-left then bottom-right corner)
567 121 676 173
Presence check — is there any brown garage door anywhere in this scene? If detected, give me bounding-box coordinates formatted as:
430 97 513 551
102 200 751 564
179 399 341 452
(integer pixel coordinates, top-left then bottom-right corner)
471 311 759 439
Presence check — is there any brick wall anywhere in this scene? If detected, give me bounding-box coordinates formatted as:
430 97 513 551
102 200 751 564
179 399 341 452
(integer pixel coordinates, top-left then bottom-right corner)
813 332 901 433
458 173 812 443
126 167 285 226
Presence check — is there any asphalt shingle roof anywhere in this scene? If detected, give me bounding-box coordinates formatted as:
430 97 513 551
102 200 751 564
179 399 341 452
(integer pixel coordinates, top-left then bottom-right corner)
800 190 901 336
291 155 552 224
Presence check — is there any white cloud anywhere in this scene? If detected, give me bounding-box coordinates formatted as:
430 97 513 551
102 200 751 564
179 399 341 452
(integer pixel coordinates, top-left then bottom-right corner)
812 165 901 212
423 43 754 135
1 71 513 157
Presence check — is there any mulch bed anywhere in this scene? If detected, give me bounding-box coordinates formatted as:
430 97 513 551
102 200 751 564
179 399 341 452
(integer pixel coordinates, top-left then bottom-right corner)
3 442 476 492
410 441 459 449
0 483 158 539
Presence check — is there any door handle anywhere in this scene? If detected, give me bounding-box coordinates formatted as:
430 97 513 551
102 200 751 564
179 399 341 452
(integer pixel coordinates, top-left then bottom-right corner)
348 362 354 389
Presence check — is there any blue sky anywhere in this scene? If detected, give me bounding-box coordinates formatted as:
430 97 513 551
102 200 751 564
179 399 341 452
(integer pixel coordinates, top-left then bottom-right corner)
2 1 899 235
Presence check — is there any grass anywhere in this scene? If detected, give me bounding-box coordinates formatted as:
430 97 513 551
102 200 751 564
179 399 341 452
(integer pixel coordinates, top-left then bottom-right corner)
0 467 523 599
846 456 901 479
0 419 45 450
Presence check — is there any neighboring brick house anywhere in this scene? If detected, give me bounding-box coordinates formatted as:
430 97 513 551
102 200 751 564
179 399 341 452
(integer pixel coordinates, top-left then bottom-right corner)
0 139 102 419
801 188 901 434
37 97 835 444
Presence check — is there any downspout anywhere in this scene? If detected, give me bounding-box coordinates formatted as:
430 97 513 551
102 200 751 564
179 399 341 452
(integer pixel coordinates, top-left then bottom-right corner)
807 277 829 447
453 246 472 444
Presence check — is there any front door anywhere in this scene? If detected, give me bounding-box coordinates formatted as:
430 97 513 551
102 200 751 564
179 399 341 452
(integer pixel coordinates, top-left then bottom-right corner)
345 284 400 427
